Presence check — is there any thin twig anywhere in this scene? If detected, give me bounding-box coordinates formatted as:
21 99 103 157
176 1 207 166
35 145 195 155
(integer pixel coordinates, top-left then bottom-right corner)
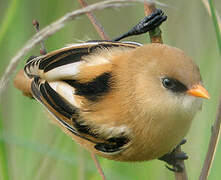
77 0 109 179
77 0 109 40
0 0 161 100
90 153 106 180
199 93 221 180
32 20 47 55
144 2 188 180
78 146 85 180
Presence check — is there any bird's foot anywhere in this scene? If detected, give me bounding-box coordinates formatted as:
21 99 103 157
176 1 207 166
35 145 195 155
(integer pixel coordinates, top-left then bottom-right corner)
158 139 188 172
113 9 167 41
129 9 167 35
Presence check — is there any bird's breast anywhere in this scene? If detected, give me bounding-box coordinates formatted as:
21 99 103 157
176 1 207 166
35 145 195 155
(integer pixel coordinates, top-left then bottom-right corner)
112 110 194 161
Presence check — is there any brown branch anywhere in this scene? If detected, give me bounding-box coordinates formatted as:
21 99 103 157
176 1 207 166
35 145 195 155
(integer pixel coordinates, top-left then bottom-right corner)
173 147 188 180
32 20 47 55
199 1 221 179
199 93 221 180
144 2 188 180
0 0 156 100
77 0 110 40
78 147 85 180
90 153 106 180
144 2 163 43
14 19 48 99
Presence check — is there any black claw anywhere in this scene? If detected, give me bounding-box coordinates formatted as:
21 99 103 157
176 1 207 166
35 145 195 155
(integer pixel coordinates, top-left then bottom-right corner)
158 139 188 172
151 16 167 29
174 152 188 160
166 163 183 172
112 8 167 41
165 165 176 172
145 9 163 22
179 139 187 146
142 15 164 31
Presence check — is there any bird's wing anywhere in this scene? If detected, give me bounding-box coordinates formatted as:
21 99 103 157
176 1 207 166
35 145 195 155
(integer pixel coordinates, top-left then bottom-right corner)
25 41 138 154
24 41 141 81
31 77 130 154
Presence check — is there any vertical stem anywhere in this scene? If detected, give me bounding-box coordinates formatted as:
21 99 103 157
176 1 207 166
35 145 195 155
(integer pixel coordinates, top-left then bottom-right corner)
199 1 221 179
144 2 163 43
90 153 106 180
32 20 47 55
144 3 188 180
199 93 221 180
78 147 85 180
0 107 10 180
174 147 188 180
77 1 109 179
77 0 109 40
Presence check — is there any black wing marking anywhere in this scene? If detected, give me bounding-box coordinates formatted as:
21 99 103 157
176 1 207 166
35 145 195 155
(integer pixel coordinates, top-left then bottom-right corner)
24 41 141 78
64 72 112 101
31 77 130 154
95 137 130 153
31 77 97 143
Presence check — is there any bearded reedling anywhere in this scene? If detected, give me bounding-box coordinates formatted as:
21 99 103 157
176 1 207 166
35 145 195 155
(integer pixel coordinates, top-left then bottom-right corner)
21 9 209 172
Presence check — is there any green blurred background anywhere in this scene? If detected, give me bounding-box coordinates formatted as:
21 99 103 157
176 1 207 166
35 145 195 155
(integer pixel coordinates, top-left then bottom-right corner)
0 0 221 179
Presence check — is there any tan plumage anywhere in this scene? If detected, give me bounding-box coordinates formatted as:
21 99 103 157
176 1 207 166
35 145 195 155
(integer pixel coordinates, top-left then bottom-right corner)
24 41 209 162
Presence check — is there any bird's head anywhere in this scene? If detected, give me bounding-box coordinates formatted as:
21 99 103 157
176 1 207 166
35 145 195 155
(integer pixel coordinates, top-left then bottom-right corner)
126 43 209 118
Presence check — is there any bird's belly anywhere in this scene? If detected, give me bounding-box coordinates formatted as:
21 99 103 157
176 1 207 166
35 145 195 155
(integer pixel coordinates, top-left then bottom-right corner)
50 107 193 162
110 115 193 162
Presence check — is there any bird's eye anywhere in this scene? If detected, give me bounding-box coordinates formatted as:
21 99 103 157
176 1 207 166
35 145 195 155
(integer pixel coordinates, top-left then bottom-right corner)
162 78 174 89
162 77 188 93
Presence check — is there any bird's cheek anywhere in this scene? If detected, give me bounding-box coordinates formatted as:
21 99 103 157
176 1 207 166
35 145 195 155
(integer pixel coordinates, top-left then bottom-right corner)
181 95 203 114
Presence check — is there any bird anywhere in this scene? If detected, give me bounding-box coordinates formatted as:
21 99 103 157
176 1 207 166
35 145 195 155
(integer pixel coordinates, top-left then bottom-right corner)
22 9 210 171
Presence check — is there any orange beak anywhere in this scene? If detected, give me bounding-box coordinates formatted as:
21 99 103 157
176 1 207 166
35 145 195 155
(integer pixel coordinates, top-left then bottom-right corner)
187 84 210 99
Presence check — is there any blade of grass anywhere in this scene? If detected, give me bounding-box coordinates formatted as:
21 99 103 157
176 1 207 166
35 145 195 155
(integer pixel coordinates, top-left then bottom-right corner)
201 0 221 32
0 0 20 48
208 0 221 55
0 107 10 180
0 131 125 179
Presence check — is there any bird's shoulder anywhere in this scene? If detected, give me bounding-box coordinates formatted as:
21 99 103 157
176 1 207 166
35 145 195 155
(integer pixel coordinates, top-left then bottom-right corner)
24 40 141 81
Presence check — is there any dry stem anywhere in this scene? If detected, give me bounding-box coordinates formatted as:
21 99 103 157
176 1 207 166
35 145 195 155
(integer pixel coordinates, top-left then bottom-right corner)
199 1 221 179
199 93 221 179
144 2 188 180
77 1 110 179
0 0 159 100
77 0 109 40
144 2 163 43
90 153 106 180
173 147 188 180
32 20 47 55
